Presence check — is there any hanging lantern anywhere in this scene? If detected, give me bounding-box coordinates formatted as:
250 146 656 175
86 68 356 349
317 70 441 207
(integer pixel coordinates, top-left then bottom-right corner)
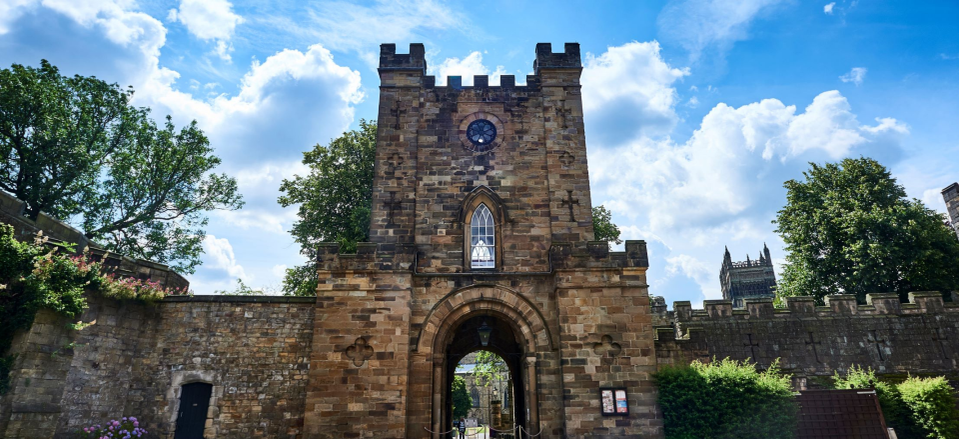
477 320 492 347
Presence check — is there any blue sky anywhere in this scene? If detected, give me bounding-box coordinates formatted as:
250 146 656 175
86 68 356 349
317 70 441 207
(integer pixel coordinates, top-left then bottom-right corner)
2 0 957 305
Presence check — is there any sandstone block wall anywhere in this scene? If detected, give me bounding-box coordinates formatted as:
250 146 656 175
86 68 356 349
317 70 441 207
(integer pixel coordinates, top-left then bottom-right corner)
369 43 593 273
305 262 412 438
1 295 315 439
145 296 315 439
553 242 662 439
654 294 959 384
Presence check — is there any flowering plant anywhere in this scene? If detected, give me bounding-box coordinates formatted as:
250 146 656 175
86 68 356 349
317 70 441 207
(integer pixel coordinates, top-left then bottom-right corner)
79 417 147 439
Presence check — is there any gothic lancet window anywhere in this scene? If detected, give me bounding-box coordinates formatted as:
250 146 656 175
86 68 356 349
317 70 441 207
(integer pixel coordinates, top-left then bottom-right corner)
470 204 495 269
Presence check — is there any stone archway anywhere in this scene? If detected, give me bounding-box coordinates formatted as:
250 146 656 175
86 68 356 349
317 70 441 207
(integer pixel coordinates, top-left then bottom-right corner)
412 285 553 439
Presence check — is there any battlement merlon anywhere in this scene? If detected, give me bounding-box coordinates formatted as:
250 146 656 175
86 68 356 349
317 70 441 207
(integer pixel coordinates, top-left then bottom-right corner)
942 182 959 198
533 42 582 74
669 292 955 323
378 43 426 72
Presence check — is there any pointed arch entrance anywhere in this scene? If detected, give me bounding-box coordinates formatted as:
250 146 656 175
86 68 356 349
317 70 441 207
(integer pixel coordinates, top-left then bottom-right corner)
414 285 554 439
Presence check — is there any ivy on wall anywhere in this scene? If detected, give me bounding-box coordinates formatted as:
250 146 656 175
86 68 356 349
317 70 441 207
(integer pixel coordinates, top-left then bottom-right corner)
0 224 186 393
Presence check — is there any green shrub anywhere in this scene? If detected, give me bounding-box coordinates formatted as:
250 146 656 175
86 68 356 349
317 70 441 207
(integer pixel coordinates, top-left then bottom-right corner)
833 366 922 438
655 358 797 439
897 376 959 439
0 224 187 394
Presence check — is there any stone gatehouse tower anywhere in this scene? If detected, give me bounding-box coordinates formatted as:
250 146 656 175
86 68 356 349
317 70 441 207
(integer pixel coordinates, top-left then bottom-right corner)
306 43 662 438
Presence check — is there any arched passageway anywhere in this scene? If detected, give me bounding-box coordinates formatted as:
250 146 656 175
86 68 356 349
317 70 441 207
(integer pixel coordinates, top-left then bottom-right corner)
444 315 526 437
415 285 553 439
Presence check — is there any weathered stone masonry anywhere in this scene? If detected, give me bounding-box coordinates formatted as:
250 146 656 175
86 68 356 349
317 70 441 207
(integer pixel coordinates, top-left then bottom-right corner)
1 296 315 439
654 293 959 386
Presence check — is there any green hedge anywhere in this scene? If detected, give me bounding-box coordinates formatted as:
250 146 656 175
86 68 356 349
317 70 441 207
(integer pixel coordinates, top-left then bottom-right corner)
898 376 959 439
655 358 797 439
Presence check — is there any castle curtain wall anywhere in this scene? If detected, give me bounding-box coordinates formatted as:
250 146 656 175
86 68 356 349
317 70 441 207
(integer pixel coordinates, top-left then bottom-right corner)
655 294 959 385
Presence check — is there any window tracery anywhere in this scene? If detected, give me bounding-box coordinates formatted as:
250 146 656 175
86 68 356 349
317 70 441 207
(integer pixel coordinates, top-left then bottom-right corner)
470 204 495 269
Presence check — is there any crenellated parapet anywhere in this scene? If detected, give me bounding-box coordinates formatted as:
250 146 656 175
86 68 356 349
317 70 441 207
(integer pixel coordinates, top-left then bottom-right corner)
661 293 956 324
550 240 649 270
315 242 416 272
378 42 581 90
654 292 959 377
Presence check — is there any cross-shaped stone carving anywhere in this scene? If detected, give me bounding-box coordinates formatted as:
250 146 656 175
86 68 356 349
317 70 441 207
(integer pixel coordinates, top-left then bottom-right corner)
868 330 886 361
933 328 949 360
805 332 822 363
743 333 760 361
593 335 622 358
345 337 374 367
559 151 574 168
390 100 406 130
383 192 402 224
560 190 579 222
557 105 572 129
387 153 404 174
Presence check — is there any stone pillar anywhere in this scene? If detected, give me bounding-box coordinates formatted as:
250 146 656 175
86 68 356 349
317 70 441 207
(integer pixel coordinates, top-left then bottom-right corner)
525 355 540 435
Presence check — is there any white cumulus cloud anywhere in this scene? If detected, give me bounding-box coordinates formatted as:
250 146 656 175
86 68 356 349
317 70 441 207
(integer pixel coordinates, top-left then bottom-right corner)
431 51 507 86
588 89 907 302
824 2 836 14
840 67 867 86
582 41 690 141
168 0 244 61
202 235 247 279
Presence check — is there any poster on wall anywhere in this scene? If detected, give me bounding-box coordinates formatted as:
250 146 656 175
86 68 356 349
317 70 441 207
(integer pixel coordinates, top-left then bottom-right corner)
600 388 628 416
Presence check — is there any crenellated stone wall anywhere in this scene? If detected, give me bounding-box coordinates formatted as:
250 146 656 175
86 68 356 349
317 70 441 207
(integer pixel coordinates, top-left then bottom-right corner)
653 293 959 387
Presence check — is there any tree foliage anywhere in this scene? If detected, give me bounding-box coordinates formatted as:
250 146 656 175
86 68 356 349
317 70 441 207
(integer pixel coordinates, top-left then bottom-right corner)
472 350 509 388
0 60 243 274
898 376 959 439
452 375 472 419
655 358 797 439
774 157 959 303
278 120 376 296
592 205 622 246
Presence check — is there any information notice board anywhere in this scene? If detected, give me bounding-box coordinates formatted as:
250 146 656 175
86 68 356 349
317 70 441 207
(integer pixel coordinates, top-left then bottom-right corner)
600 387 628 416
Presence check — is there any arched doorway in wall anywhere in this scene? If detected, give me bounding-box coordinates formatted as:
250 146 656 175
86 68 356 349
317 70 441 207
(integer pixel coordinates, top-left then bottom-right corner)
446 315 526 437
417 285 553 439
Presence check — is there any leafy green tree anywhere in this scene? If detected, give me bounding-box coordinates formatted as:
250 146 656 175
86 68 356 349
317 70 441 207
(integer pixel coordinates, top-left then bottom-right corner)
472 350 509 388
0 60 243 274
592 205 623 246
898 376 959 439
452 375 472 419
774 157 959 304
278 120 376 296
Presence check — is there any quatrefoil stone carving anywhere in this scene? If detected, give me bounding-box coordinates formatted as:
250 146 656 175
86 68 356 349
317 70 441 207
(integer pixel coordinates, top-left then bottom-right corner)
559 151 575 167
345 337 374 367
593 335 622 357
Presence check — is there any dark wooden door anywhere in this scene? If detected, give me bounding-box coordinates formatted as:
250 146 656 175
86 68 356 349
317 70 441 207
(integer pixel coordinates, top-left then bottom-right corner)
174 382 212 439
